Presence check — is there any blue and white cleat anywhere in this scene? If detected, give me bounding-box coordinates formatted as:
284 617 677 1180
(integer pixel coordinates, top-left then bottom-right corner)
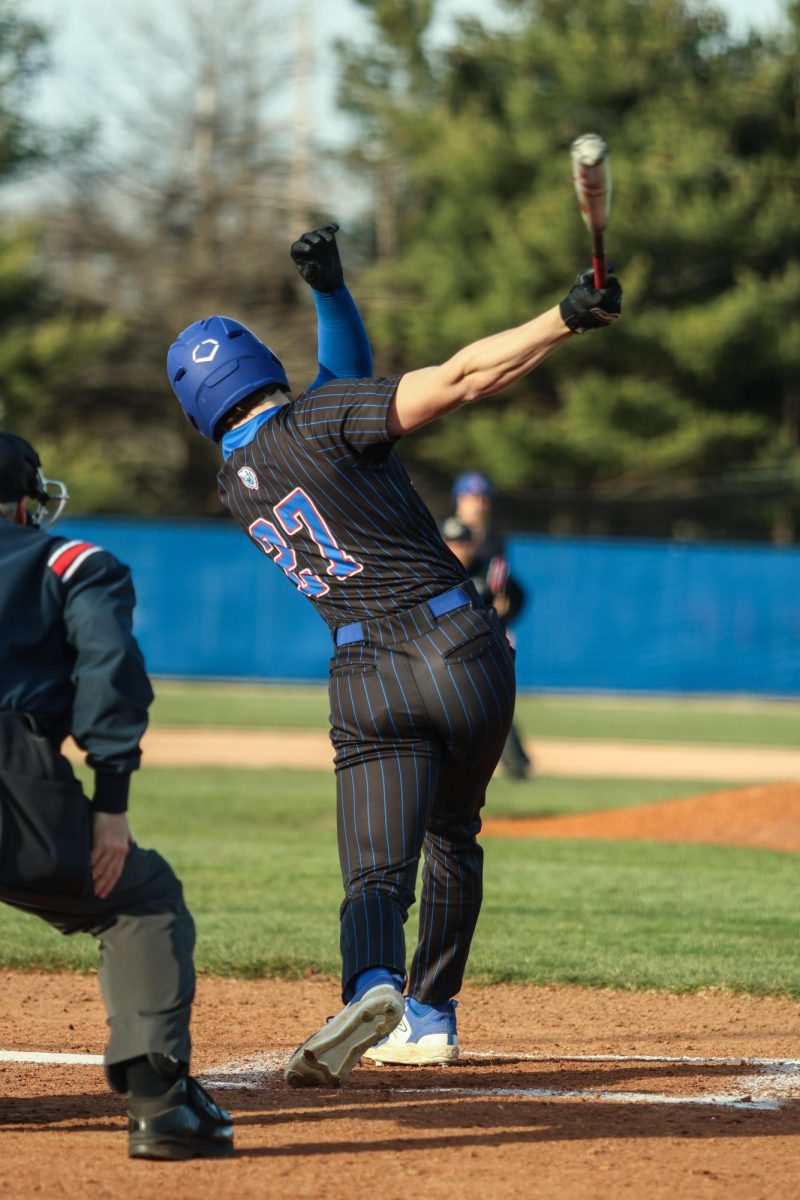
284 982 404 1088
362 998 459 1065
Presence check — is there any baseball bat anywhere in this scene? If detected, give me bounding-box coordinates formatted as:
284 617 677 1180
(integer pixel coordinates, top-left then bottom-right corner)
570 133 612 288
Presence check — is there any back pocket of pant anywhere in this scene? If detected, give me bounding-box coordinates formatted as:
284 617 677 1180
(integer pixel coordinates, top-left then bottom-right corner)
444 631 495 666
329 645 379 677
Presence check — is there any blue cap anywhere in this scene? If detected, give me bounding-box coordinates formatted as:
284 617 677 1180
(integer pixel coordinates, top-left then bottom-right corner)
452 471 493 500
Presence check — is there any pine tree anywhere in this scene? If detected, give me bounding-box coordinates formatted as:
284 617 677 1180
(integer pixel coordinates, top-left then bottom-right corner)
340 0 800 539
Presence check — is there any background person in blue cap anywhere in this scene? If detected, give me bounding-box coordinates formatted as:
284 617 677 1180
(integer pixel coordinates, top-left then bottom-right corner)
451 472 532 780
451 472 503 564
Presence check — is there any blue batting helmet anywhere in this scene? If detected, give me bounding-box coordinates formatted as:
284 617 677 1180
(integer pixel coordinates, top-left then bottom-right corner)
167 315 290 441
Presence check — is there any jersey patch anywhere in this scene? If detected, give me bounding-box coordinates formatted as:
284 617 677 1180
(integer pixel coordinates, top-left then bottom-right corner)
237 466 259 490
47 540 103 582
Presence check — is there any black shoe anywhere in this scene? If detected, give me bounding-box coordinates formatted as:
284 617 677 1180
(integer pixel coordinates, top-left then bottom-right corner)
501 750 531 780
128 1076 234 1160
500 726 532 781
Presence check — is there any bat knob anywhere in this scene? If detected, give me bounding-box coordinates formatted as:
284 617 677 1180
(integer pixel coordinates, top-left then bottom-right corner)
571 132 609 168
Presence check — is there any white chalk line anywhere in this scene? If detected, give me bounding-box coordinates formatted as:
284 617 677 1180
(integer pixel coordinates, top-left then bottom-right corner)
201 1049 287 1087
6 1048 795 1070
386 1086 780 1112
198 1050 800 1111
0 1050 103 1065
468 1051 800 1067
3 1047 798 1112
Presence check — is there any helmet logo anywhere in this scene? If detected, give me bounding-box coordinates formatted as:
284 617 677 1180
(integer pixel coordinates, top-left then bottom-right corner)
192 338 220 364
238 466 259 490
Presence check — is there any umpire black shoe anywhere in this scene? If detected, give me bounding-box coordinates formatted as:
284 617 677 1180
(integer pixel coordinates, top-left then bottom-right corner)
128 1076 234 1160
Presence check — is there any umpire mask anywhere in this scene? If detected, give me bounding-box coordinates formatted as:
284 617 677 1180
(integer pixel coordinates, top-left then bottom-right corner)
0 431 69 529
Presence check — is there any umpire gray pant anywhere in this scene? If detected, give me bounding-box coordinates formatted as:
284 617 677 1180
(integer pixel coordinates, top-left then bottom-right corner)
0 713 195 1078
329 584 516 1005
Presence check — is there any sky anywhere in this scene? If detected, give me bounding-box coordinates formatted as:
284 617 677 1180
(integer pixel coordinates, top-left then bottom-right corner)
19 0 792 146
9 0 791 217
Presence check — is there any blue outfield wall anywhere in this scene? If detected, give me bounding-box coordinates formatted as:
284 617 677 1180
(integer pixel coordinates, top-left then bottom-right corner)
57 518 800 696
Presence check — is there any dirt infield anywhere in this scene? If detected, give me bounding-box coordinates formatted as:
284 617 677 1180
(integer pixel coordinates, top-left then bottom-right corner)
64 726 800 854
64 727 800 782
2 972 799 1199
483 782 800 853
11 734 797 1194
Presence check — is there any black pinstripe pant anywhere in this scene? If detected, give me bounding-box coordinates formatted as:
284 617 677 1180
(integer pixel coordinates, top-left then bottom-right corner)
328 585 516 1004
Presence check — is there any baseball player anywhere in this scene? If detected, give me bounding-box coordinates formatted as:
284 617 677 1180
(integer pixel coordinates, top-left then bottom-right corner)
452 472 504 565
0 432 233 1160
167 233 622 1085
450 476 532 779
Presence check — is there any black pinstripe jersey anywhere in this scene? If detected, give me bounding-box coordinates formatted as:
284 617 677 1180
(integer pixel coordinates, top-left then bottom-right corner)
217 377 467 629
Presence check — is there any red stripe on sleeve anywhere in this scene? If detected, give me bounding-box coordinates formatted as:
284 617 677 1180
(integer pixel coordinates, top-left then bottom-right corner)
49 542 96 578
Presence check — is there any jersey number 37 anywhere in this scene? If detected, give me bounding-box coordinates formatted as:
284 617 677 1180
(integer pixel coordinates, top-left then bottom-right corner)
248 486 363 598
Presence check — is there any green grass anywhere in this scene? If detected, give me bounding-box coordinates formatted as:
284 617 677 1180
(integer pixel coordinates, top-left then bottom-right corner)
2 766 797 997
149 679 800 747
514 694 800 746
150 681 331 730
476 838 800 995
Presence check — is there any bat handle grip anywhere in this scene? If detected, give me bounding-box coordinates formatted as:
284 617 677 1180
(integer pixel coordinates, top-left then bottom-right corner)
592 232 607 288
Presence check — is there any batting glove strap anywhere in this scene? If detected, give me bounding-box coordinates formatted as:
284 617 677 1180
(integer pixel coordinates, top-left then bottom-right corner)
559 268 622 333
290 223 344 293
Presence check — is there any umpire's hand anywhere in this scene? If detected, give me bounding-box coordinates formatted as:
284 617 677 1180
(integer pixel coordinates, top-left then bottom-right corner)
91 812 134 899
290 223 344 292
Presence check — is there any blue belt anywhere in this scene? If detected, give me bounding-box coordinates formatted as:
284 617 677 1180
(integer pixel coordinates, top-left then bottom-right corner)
334 584 472 648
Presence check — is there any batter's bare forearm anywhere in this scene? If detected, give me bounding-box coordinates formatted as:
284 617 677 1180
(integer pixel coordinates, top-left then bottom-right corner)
450 306 572 403
389 307 571 435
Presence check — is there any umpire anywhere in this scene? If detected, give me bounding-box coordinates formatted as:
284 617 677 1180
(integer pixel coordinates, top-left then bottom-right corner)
0 432 232 1160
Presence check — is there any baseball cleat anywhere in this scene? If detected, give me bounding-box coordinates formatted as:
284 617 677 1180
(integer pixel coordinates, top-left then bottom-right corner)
284 983 404 1088
362 997 459 1065
127 1076 234 1160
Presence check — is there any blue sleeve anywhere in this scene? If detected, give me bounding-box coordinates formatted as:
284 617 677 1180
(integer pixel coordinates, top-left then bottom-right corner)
306 284 372 392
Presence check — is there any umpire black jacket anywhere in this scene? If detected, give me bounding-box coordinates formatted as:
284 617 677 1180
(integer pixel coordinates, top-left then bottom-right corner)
0 520 153 811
